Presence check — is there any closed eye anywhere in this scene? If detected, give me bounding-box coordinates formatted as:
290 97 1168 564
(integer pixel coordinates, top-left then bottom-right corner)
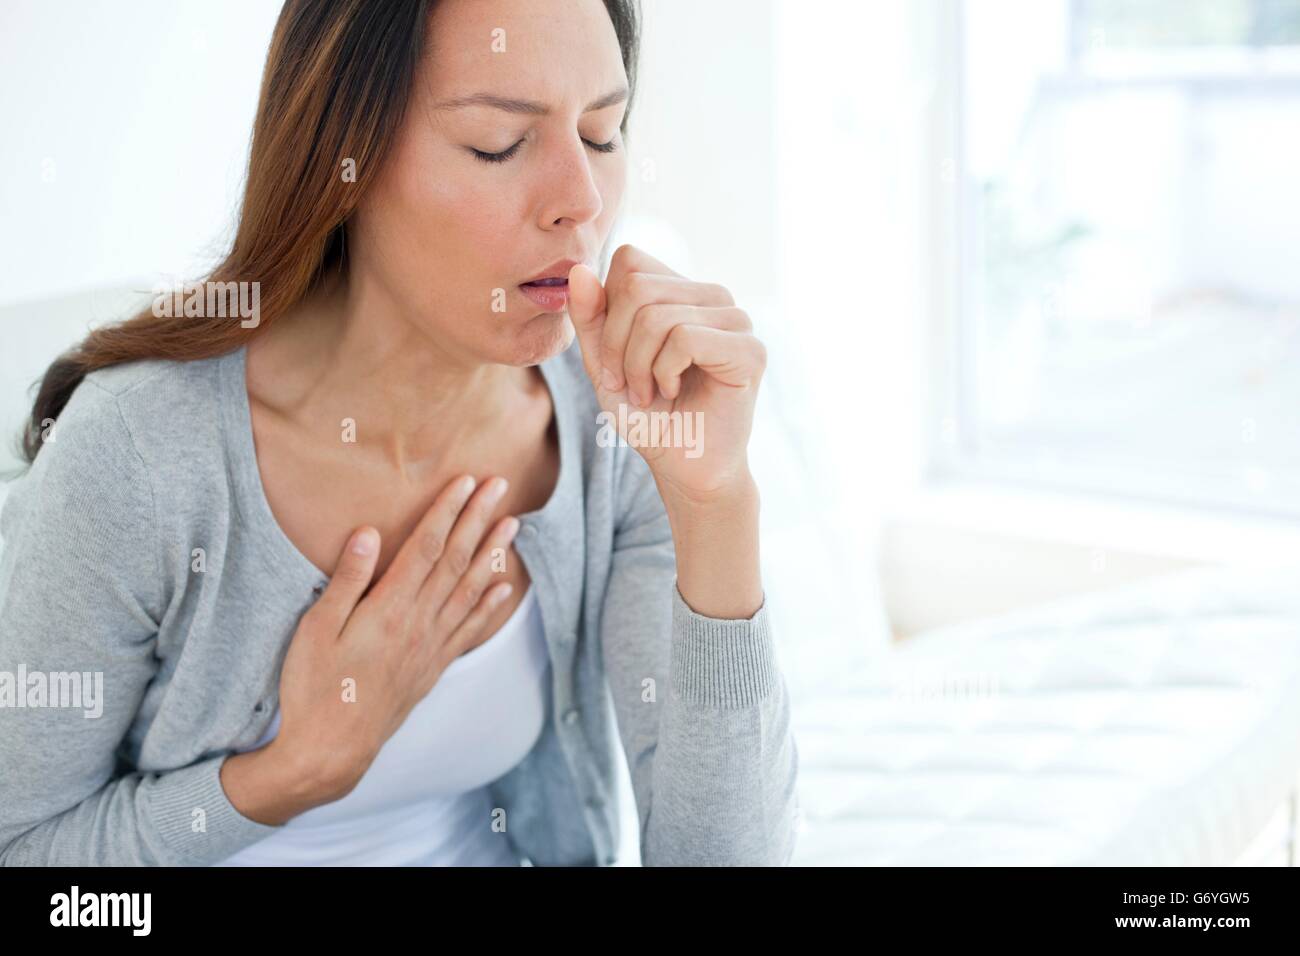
470 137 619 165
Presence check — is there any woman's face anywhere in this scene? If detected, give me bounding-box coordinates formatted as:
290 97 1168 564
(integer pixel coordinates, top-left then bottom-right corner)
350 0 629 367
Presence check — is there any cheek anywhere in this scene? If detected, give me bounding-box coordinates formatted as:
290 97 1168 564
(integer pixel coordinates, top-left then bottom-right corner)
402 168 517 260
376 127 513 257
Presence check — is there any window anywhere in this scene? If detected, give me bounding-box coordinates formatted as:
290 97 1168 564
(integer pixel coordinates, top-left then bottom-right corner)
950 0 1300 516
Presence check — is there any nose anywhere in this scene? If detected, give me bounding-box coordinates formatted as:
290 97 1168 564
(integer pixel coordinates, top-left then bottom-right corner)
537 133 605 230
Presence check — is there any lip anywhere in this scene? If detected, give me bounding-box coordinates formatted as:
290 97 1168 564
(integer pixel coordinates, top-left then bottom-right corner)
518 257 583 312
522 258 582 284
518 282 570 312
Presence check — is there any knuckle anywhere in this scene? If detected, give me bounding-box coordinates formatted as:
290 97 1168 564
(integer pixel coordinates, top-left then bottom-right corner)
447 547 472 577
623 270 654 302
332 561 370 588
463 611 488 639
731 306 752 330
709 282 735 306
418 529 446 563
600 340 623 367
639 303 671 334
612 243 636 268
465 599 492 628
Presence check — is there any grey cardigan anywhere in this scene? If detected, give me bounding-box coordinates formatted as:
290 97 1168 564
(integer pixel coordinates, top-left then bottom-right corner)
0 339 799 866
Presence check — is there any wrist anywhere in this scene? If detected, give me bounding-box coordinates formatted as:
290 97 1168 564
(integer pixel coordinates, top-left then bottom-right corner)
219 747 308 826
276 736 369 805
655 469 764 620
655 466 759 519
228 737 358 825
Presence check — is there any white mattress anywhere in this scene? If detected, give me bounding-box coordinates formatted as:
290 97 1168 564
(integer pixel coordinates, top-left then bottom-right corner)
789 563 1300 865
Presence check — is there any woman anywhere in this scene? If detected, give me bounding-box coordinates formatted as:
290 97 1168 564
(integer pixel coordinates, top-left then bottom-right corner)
0 0 798 866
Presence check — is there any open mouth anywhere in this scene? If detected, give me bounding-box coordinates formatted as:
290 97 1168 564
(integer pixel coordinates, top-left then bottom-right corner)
518 278 570 311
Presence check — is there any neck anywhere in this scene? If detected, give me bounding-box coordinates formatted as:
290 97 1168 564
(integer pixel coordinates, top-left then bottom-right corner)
252 271 534 478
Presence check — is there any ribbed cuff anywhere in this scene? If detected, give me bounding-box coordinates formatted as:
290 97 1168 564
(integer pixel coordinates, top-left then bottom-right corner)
147 753 283 865
670 580 778 708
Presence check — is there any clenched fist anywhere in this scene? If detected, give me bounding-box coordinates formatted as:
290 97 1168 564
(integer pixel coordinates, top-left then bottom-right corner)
567 243 766 503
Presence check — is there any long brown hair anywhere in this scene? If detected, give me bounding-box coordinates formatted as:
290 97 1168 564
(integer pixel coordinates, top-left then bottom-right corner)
15 0 640 468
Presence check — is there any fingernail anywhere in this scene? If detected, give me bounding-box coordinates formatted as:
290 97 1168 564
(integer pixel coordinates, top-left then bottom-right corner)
489 477 509 501
504 516 520 539
601 367 620 390
351 528 377 555
460 475 477 497
493 583 514 604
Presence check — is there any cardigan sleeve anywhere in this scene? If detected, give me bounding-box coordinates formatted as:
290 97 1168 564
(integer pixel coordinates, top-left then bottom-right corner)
0 381 282 865
597 451 800 866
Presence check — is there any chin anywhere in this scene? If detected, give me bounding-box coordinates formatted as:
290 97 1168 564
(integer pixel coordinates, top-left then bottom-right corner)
500 310 574 366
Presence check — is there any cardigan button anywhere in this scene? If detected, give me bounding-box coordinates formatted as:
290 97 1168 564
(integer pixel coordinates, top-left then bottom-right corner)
562 708 580 725
520 522 538 538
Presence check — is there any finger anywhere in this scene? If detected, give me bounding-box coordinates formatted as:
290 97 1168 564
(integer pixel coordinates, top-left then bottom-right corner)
650 326 767 401
601 274 734 393
418 476 510 613
442 581 514 664
308 526 381 636
372 473 476 603
624 304 750 406
603 243 682 294
567 262 608 386
597 244 678 387
430 514 521 634
415 514 519 636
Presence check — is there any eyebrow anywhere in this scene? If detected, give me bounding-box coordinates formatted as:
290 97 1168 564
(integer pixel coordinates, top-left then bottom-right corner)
432 86 629 115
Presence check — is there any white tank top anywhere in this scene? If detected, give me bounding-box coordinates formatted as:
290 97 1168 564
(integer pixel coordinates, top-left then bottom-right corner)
213 584 549 866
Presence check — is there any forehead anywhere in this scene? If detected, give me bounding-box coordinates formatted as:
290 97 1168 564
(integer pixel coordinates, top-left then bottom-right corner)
421 0 627 103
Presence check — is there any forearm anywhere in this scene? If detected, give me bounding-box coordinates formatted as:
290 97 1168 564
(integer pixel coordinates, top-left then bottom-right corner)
656 469 763 620
0 753 293 866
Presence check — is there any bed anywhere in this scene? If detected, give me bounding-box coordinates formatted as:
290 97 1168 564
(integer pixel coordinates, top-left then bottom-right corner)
788 562 1300 866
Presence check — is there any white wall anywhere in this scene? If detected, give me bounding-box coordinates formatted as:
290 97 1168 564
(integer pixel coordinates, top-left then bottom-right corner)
0 0 903 663
622 0 778 301
0 0 282 306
